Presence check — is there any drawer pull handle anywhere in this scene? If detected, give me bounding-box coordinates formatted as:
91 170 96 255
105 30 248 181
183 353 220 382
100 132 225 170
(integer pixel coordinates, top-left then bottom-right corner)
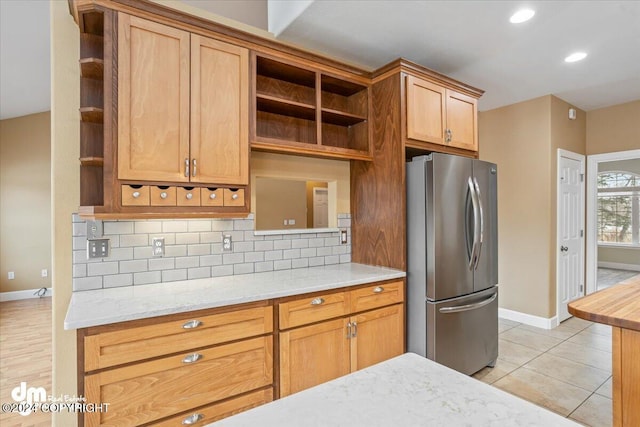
209 193 217 199
310 297 325 306
232 193 239 200
160 192 168 199
182 413 204 425
186 192 193 200
182 353 202 364
182 319 202 329
132 191 140 198
373 286 384 293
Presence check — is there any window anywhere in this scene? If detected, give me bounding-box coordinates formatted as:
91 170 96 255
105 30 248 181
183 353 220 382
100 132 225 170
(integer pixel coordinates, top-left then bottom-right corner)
597 171 640 246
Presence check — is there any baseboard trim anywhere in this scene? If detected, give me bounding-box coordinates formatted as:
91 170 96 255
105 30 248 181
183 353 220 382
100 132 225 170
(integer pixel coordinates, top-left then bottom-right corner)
597 261 640 272
0 288 53 302
499 308 558 330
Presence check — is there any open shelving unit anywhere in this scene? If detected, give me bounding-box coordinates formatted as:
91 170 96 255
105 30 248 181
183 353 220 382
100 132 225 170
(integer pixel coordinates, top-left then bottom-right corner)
78 11 106 208
252 55 371 161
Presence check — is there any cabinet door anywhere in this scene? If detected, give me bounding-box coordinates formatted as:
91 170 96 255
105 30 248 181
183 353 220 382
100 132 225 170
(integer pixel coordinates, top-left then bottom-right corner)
350 304 403 372
446 89 477 151
279 318 350 397
191 35 249 185
118 14 190 182
405 75 446 145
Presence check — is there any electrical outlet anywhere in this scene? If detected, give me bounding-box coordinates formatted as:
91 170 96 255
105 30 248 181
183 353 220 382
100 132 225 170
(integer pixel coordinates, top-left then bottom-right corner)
289 219 296 225
152 237 165 257
87 239 110 259
8 271 15 280
283 219 288 226
223 235 233 251
41 269 48 278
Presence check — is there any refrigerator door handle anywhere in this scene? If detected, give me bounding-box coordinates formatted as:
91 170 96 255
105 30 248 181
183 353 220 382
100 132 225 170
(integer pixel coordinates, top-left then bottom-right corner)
438 293 497 314
468 177 480 270
473 177 484 270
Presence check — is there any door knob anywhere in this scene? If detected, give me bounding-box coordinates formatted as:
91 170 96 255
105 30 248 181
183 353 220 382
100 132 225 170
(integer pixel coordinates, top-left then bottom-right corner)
560 246 568 252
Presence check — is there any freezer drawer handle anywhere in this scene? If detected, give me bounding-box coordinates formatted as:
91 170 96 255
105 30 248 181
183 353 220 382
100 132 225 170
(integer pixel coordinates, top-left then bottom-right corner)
373 286 384 293
310 297 325 306
438 293 497 314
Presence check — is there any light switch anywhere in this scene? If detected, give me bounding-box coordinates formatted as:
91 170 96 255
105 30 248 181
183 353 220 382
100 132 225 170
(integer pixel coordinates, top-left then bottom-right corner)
87 239 110 259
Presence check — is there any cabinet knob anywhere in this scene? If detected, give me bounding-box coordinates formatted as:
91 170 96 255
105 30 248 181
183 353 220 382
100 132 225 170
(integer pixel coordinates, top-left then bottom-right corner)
310 297 325 306
186 192 193 200
209 193 217 199
182 413 204 425
182 353 203 364
132 191 140 198
232 193 239 200
160 192 168 199
182 319 202 329
373 286 384 293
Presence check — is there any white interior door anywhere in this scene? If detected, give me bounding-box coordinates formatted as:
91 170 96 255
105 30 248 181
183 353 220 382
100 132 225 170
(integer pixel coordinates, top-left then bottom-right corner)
313 188 329 228
557 150 585 322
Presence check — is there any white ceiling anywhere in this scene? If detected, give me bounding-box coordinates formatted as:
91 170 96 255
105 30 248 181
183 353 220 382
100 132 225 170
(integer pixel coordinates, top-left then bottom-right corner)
1 0 639 120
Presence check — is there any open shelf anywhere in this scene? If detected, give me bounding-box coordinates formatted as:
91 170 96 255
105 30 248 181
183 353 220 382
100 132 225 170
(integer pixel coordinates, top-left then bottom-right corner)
80 107 104 123
80 58 104 79
257 94 315 121
253 54 371 160
80 157 104 167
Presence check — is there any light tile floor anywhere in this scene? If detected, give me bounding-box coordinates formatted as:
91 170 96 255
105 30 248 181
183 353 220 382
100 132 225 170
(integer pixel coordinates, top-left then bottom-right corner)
473 317 613 427
597 267 638 290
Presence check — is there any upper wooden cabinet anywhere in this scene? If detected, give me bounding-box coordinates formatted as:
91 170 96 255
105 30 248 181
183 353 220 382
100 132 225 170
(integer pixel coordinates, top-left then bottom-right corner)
406 74 478 152
118 14 248 186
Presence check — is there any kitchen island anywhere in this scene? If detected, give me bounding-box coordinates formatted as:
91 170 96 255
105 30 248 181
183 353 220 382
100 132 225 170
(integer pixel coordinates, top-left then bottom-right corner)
208 352 579 427
569 274 640 427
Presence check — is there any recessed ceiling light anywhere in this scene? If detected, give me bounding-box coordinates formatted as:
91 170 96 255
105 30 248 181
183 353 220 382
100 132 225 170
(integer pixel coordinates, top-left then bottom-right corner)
564 52 587 63
510 9 535 24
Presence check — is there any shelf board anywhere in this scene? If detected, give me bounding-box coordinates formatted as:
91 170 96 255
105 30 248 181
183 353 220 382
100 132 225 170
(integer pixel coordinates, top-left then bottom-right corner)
321 74 367 96
321 108 367 126
251 138 372 162
257 57 316 88
80 58 104 79
257 94 316 121
80 157 104 166
79 107 104 123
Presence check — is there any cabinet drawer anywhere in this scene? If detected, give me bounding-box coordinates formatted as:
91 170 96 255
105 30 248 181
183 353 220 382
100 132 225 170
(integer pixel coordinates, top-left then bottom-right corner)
121 185 149 206
223 188 244 206
150 186 177 206
177 187 201 206
84 306 273 371
279 291 348 329
84 336 273 427
349 281 404 313
150 388 273 427
201 187 224 207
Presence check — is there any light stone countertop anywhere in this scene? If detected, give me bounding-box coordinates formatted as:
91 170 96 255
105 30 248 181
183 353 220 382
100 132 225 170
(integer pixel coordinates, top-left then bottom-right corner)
208 353 581 427
64 263 405 329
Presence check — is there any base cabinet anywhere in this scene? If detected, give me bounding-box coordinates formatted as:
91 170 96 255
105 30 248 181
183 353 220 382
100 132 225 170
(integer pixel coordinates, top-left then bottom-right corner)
613 327 640 427
279 281 405 397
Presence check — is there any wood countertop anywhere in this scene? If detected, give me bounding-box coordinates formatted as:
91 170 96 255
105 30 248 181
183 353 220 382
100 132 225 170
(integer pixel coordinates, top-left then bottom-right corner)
568 274 640 331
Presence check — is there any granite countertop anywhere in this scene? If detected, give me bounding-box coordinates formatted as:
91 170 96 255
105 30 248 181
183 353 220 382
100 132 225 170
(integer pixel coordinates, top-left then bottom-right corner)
568 274 640 331
209 353 580 427
64 263 405 329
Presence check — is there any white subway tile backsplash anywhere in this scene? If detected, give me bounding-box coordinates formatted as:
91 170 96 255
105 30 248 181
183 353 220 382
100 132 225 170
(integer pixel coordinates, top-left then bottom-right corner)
149 258 175 271
104 274 133 288
71 214 351 291
162 269 187 282
162 220 189 233
134 271 161 285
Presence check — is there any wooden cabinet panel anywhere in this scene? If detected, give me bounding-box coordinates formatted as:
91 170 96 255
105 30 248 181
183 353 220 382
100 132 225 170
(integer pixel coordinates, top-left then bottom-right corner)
446 89 477 151
85 336 273 427
84 306 272 371
349 281 404 313
150 388 273 427
613 327 640 427
406 75 445 145
350 305 404 372
150 186 177 206
176 186 201 206
117 14 190 182
279 291 348 330
279 318 350 397
201 187 224 206
223 188 245 207
121 185 149 206
191 35 248 185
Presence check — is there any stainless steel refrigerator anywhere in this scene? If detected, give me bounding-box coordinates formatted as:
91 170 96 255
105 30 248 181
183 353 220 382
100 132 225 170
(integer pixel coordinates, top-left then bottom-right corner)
406 153 498 375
